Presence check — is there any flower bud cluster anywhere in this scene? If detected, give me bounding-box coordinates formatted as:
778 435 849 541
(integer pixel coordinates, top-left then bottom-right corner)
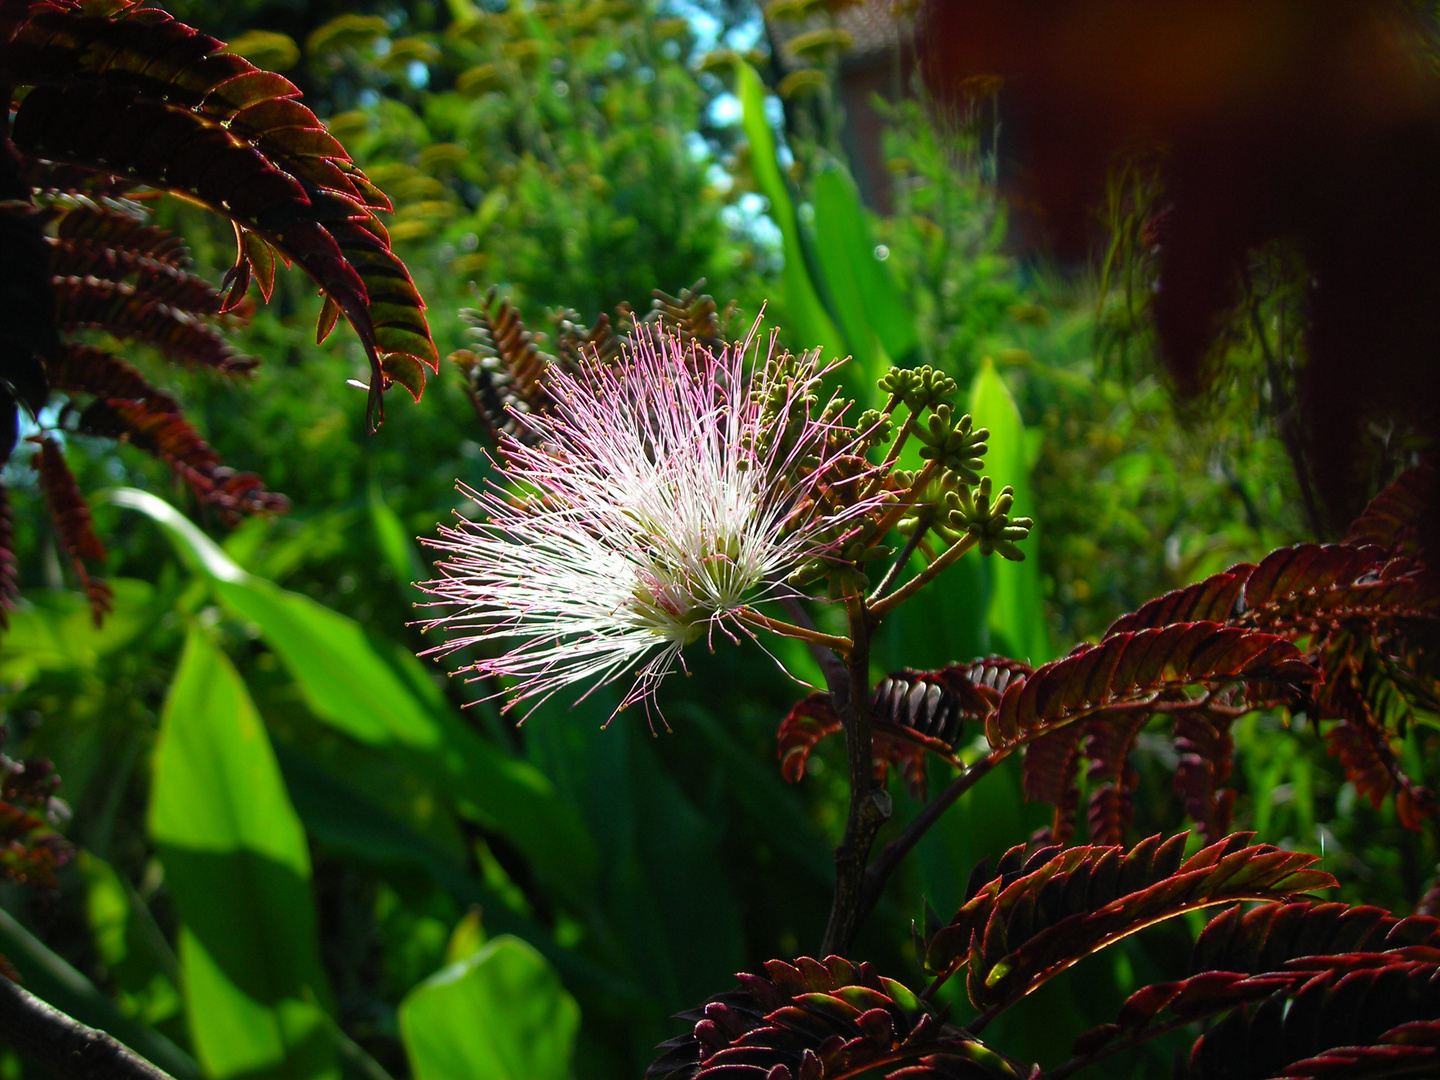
784 361 1037 597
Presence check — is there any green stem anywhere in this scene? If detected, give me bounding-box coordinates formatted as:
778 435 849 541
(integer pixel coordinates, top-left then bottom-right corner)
870 533 978 618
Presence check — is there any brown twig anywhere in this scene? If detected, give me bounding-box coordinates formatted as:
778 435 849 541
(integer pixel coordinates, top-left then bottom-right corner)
0 976 174 1080
736 607 852 655
859 749 1008 929
819 596 890 956
870 533 977 618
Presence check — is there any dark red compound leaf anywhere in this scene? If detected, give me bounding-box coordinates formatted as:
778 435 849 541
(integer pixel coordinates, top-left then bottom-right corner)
45 343 179 412
47 206 237 317
1080 712 1147 846
1278 1019 1440 1078
1020 725 1083 843
646 954 1026 1080
450 287 569 449
1348 459 1438 559
78 398 287 519
1068 902 1440 1064
48 194 190 267
52 275 255 374
1181 956 1440 1080
1171 711 1237 844
1 0 438 426
452 283 728 454
28 434 110 624
984 622 1317 750
919 832 1334 1015
1104 566 1253 638
1103 543 1440 640
1312 656 1438 828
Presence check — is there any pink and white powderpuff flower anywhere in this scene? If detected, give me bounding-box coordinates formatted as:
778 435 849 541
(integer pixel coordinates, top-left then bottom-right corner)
417 323 884 723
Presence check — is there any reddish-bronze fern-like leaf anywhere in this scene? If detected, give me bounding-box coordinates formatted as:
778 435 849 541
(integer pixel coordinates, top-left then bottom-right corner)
49 230 234 318
453 284 736 452
1105 566 1253 637
51 195 190 266
985 623 1316 749
46 343 178 412
29 434 110 623
1022 725 1085 842
646 954 1024 1080
450 287 564 448
78 399 287 518
1171 711 1236 844
1348 459 1437 558
1193 900 1440 976
1275 1019 1440 1078
1069 901 1440 1065
52 276 255 373
1180 955 1440 1080
646 280 729 350
1103 543 1439 639
0 485 17 631
1 0 438 426
921 832 1334 1016
1082 713 1147 846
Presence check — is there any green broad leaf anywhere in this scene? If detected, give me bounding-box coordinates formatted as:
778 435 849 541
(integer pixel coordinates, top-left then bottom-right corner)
735 61 846 365
369 482 430 587
78 851 183 1031
967 358 1051 664
150 629 337 1080
111 487 598 899
400 935 579 1080
0 579 156 685
811 160 919 393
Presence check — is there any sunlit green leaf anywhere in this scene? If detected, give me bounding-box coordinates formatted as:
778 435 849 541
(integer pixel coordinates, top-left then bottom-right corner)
400 935 579 1080
968 358 1050 663
811 160 919 393
150 629 336 1080
735 61 847 366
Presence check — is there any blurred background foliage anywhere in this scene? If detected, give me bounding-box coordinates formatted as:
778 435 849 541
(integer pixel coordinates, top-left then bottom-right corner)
1 0 1431 1078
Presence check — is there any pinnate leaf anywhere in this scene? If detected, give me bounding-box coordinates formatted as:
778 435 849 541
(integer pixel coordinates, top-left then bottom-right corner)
921 832 1334 1014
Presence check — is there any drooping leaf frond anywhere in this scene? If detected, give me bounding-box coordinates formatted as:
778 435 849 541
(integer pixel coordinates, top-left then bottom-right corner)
29 433 110 623
917 832 1332 1017
45 343 179 412
78 398 287 520
0 0 438 424
1066 900 1440 1075
1347 459 1437 557
0 0 435 626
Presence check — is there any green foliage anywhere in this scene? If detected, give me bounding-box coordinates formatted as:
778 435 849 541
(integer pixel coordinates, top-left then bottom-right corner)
152 629 337 1079
2 2 1437 1079
400 936 579 1080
